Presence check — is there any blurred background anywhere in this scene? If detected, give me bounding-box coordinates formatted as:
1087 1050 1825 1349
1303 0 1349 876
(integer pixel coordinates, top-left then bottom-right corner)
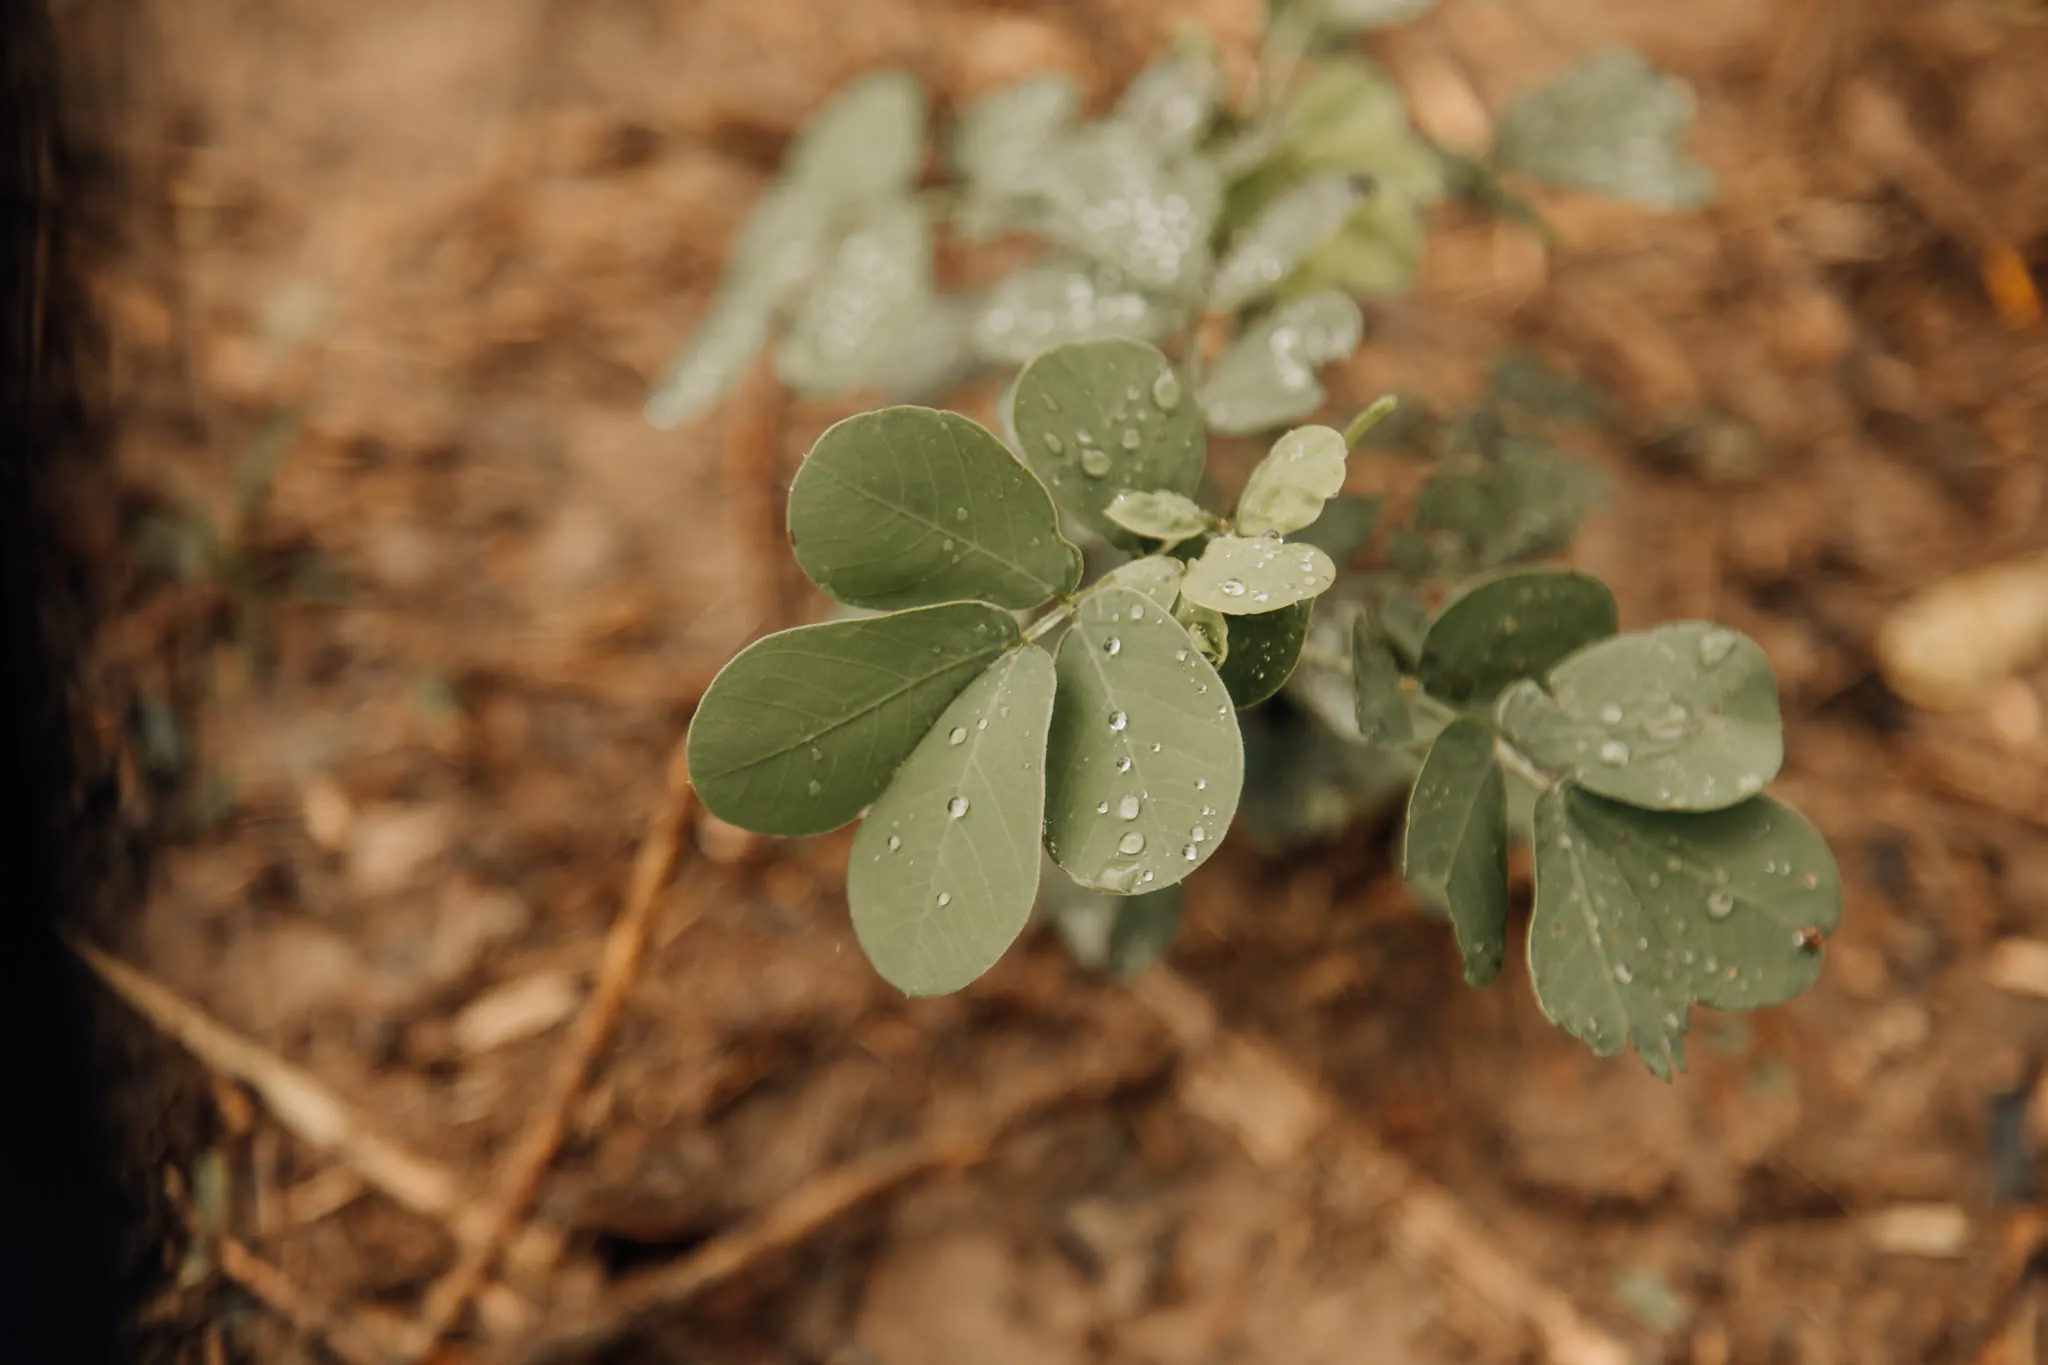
30 0 2048 1360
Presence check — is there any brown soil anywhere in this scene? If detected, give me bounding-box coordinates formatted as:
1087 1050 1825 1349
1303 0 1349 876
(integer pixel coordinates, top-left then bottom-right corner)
44 0 2048 1362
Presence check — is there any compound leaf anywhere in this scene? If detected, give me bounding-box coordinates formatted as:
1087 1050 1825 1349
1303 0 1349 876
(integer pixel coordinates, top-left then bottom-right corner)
847 646 1055 996
1045 587 1243 894
1013 340 1205 546
1350 613 1412 745
1496 49 1715 210
1497 622 1783 813
1105 489 1220 543
971 261 1177 365
1181 535 1338 615
778 199 934 398
1199 291 1363 436
1210 172 1368 313
1418 570 1619 705
688 603 1019 836
1217 601 1311 708
784 68 929 204
1236 424 1349 537
1404 719 1509 986
1529 786 1840 1081
787 407 1081 611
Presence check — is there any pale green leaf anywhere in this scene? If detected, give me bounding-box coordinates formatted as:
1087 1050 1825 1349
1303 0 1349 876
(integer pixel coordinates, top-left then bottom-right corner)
1350 614 1412 745
951 74 1081 188
687 603 1019 835
1418 571 1619 705
1287 493 1383 564
1045 588 1243 894
1173 598 1229 666
847 647 1055 996
1529 786 1840 1080
1199 291 1363 436
1048 881 1184 979
1105 489 1220 543
1280 57 1447 207
778 200 934 398
1497 623 1783 813
1181 535 1338 614
1099 555 1186 611
1113 49 1223 158
1009 124 1221 292
784 68 929 204
971 262 1177 366
1217 602 1311 708
878 294 982 402
1496 50 1715 210
1236 424 1349 537
1404 719 1508 986
1012 340 1206 545
787 407 1081 610
1211 173 1368 313
1292 193 1432 298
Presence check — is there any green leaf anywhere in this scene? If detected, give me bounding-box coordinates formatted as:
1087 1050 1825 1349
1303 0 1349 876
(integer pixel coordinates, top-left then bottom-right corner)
1236 424 1349 537
687 603 1020 836
1198 291 1363 436
1045 587 1243 894
1099 555 1186 611
1279 57 1447 207
1013 340 1206 546
787 407 1082 611
1417 571 1619 705
1409 440 1607 573
1292 193 1432 299
970 261 1177 365
846 646 1055 996
784 68 929 204
1495 50 1715 210
1113 49 1223 158
1350 614 1412 745
1173 598 1229 665
1009 124 1221 292
778 199 934 398
1048 881 1185 980
1210 173 1368 313
878 295 982 403
1287 493 1383 565
1404 719 1508 986
1217 602 1311 708
1181 535 1338 615
1529 786 1841 1080
1496 623 1783 813
1105 489 1220 543
951 74 1081 188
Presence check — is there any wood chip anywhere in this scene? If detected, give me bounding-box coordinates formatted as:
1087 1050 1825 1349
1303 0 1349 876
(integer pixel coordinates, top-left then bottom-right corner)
451 972 583 1055
1865 1203 1970 1258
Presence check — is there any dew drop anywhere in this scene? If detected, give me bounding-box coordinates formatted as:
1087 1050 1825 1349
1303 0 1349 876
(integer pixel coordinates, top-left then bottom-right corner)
1120 428 1142 451
1117 794 1141 820
1118 831 1146 855
1705 889 1735 920
1598 739 1631 766
1080 447 1113 477
886 834 901 851
1096 801 1109 814
1105 636 1122 656
947 726 968 745
976 717 989 730
1182 843 1199 861
1151 368 1182 410
1218 579 1246 597
954 506 968 522
1599 703 1624 725
806 779 822 795
1114 756 1132 773
1737 773 1763 795
1148 742 1161 753
1195 779 1207 791
1697 628 1736 666
1076 428 1095 445
810 746 824 761
1108 710 1128 732
1191 825 1207 842
1129 604 1145 621
1614 963 1634 984
946 795 970 819
1174 650 1189 662
1042 432 1065 455
936 891 952 907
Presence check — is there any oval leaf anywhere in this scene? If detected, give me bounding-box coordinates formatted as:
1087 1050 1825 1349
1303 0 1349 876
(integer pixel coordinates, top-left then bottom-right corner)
788 407 1081 610
971 261 1176 365
1173 598 1229 666
1496 50 1714 210
1045 587 1243 894
1350 614 1412 745
1013 340 1206 546
847 647 1055 995
1236 424 1349 537
951 74 1081 188
1216 602 1311 708
1404 719 1508 986
1105 489 1219 543
1418 570 1619 705
1496 622 1783 812
778 200 933 398
1211 173 1368 313
1181 535 1338 615
687 603 1020 836
1199 291 1363 436
784 68 928 204
1113 49 1223 157
1529 786 1841 1080
1098 555 1186 611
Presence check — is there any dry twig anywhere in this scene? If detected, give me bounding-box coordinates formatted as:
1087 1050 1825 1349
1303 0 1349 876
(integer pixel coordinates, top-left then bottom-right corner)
404 737 699 1359
216 1234 405 1365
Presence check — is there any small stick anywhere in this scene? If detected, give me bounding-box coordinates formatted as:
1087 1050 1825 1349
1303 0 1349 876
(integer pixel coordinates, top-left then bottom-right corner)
216 1234 398 1365
405 738 698 1358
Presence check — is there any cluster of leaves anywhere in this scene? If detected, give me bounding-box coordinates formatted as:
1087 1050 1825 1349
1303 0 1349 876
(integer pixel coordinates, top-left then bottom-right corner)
684 334 1841 1080
643 3 1714 433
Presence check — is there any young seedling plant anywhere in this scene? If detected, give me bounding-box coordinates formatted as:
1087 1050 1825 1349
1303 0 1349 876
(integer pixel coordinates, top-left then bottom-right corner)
661 13 1833 1080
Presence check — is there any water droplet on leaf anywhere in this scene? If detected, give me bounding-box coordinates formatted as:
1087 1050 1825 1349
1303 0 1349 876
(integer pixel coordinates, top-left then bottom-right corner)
1151 368 1182 410
1117 794 1141 820
1218 579 1245 597
1118 831 1145 855
1042 433 1065 455
1080 447 1113 477
1697 629 1736 666
1108 710 1127 731
1706 889 1735 919
948 726 968 745
947 795 970 818
1599 703 1624 725
1598 739 1631 766
1105 637 1121 656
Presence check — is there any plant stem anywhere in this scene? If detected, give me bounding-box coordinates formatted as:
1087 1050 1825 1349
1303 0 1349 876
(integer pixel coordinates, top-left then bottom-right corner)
1023 599 1078 644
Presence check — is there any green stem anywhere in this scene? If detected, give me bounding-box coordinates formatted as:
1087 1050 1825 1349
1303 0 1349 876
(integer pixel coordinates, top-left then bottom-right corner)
1023 598 1078 645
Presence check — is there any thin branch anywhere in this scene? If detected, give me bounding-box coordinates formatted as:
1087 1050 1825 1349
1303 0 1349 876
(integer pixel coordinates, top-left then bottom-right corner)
404 737 699 1359
215 1235 401 1365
